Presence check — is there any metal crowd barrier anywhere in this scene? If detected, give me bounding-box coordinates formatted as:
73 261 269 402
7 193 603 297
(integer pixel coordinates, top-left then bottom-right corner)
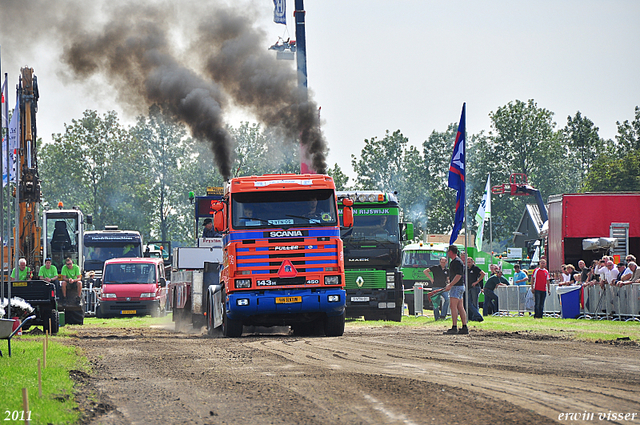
82 287 100 316
580 283 640 321
495 285 534 316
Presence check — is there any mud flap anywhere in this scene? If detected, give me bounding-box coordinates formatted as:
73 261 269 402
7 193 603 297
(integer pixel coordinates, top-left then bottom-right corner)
211 285 224 328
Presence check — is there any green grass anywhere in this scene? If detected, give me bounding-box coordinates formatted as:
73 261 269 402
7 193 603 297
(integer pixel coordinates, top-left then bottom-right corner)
347 312 640 342
0 338 89 425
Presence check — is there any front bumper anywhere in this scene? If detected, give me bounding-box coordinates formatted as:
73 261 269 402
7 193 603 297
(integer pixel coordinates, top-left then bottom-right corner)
227 288 345 323
97 299 160 317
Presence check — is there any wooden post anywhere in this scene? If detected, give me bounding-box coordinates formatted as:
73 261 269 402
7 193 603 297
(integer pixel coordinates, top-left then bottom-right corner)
42 339 46 368
45 329 48 351
22 388 30 425
37 359 42 397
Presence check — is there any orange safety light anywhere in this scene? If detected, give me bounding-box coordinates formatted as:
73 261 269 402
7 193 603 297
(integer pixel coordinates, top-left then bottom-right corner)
58 201 64 209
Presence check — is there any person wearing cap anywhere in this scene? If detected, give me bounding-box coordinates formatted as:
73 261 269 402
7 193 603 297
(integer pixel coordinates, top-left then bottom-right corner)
614 262 632 286
202 217 220 238
39 257 60 295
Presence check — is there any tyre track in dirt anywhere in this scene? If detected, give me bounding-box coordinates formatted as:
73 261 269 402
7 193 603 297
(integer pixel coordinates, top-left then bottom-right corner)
68 325 639 424
246 327 640 424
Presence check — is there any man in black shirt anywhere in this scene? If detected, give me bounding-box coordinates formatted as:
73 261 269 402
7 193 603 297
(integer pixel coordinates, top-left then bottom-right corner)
466 257 485 309
443 245 468 334
424 257 449 320
483 268 509 316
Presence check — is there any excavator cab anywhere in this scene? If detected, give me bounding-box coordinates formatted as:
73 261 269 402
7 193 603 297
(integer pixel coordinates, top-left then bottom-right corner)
43 210 85 272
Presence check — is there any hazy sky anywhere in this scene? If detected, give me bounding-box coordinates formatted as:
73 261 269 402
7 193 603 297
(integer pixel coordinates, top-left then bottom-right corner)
1 0 638 180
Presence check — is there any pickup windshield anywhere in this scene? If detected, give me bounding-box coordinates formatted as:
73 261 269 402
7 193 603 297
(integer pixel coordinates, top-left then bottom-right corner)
84 243 141 264
402 251 442 268
103 263 156 284
232 189 337 229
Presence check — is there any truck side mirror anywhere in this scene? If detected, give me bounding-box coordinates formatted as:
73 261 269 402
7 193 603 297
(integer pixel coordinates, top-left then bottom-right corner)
401 222 414 241
212 202 225 232
86 214 93 225
341 198 354 228
159 277 167 287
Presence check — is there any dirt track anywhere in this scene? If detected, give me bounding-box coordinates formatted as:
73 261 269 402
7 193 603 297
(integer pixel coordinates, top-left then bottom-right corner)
67 323 640 425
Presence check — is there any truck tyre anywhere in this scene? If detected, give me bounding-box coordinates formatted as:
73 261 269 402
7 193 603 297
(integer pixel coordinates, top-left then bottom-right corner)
43 308 60 334
324 311 345 337
222 306 243 337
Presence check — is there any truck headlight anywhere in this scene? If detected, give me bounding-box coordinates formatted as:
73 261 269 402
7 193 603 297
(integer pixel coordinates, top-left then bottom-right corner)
324 275 340 285
140 292 155 298
386 273 395 289
236 298 249 306
235 279 251 288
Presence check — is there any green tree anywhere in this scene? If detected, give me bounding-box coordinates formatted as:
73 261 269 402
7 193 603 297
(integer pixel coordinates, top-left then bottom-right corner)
563 111 603 178
582 150 640 192
351 130 408 192
615 106 640 151
40 110 143 230
326 163 350 190
131 106 190 242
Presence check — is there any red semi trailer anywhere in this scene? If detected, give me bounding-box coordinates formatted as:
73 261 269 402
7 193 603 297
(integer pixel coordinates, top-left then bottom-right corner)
547 192 640 274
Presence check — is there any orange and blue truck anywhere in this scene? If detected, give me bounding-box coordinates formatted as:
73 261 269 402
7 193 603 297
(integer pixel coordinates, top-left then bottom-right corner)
205 174 353 337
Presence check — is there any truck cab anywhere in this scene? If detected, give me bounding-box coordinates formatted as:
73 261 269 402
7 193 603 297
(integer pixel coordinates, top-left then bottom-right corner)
96 257 167 318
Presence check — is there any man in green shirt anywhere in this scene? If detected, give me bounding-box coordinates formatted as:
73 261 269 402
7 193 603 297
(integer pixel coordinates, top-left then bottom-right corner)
61 257 82 299
39 257 60 293
10 258 32 281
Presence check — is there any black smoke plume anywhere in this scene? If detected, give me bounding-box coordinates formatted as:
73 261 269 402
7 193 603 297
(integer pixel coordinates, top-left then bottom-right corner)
56 1 327 177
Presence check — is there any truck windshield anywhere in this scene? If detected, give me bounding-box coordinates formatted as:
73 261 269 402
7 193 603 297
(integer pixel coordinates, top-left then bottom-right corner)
103 263 156 284
84 243 142 263
402 251 442 268
340 209 399 244
232 189 337 229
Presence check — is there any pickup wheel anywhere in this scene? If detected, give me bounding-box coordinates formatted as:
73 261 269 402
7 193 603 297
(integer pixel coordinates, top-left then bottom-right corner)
43 308 60 334
324 311 345 337
222 305 243 338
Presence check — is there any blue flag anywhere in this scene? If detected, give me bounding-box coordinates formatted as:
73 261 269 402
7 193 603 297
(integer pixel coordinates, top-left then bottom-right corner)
448 103 466 245
273 0 286 25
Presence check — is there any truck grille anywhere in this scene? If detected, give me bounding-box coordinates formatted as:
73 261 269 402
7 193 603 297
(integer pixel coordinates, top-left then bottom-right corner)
344 270 386 289
236 240 338 275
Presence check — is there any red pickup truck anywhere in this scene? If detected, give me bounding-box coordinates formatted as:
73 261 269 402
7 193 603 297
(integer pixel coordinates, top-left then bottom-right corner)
96 257 168 318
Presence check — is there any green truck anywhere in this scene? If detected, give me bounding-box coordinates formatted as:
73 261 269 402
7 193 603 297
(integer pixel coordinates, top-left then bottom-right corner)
337 191 413 322
401 243 515 315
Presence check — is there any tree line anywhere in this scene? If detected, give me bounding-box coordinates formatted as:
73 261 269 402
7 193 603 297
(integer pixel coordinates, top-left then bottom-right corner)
34 100 640 248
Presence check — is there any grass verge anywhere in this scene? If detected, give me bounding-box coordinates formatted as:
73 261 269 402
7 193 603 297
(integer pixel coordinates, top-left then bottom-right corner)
348 312 640 342
0 338 89 425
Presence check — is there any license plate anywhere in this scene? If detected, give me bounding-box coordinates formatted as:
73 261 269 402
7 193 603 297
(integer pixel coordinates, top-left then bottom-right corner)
351 296 370 302
275 296 302 304
121 310 137 315
13 281 28 287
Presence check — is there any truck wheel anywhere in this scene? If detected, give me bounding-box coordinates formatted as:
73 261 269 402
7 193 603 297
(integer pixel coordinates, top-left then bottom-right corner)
43 309 60 334
151 304 161 318
222 306 243 337
324 311 345 337
405 294 416 316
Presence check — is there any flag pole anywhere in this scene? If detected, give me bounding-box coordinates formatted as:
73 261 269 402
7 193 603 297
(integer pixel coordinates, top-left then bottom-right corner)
0 46 4 305
463 105 469 319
